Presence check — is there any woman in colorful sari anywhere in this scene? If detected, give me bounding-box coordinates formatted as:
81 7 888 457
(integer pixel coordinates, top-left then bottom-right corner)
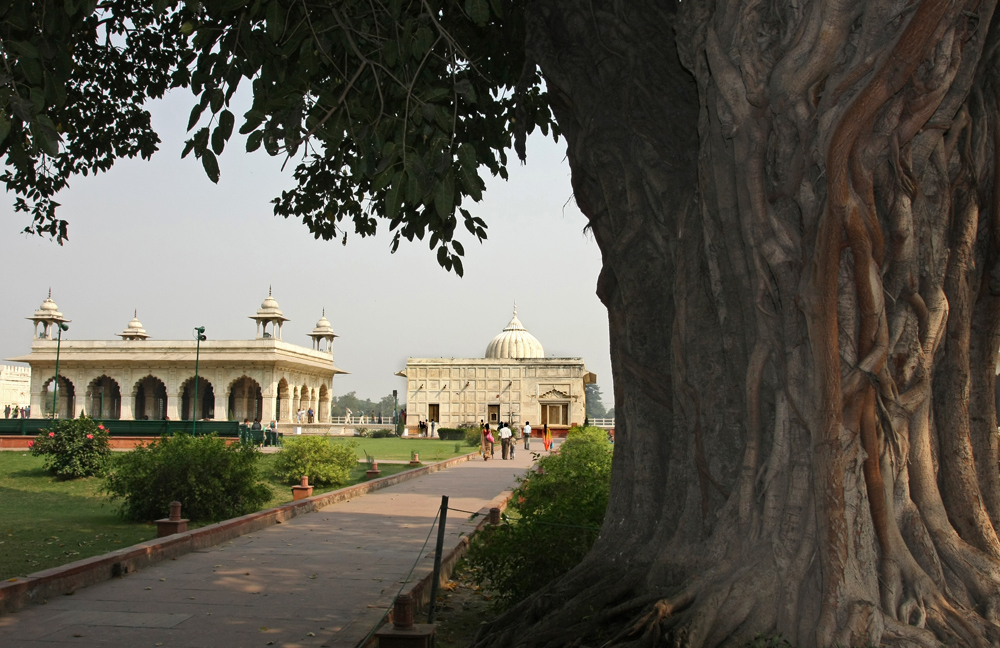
543 424 552 452
480 421 491 461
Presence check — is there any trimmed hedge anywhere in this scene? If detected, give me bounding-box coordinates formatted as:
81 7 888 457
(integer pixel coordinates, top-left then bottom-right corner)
437 428 465 440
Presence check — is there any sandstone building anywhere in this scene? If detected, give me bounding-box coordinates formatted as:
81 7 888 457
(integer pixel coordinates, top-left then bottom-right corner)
399 306 595 434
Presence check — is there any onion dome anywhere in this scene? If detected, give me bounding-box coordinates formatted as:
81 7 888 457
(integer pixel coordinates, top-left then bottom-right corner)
118 310 150 340
249 286 289 340
257 286 285 317
33 289 64 319
309 308 338 353
27 289 71 339
485 303 545 359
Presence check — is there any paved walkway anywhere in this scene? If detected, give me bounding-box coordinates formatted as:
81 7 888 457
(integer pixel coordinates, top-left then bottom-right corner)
0 442 546 648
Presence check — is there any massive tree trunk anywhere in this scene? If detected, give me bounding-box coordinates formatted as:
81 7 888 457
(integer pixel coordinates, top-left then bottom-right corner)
475 1 1000 646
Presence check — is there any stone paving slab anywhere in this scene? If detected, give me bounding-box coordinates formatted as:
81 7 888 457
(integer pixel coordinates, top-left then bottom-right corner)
0 445 541 648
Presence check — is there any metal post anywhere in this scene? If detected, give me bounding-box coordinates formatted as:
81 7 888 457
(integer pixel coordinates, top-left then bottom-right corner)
427 495 449 623
192 327 205 435
51 323 68 418
393 389 398 432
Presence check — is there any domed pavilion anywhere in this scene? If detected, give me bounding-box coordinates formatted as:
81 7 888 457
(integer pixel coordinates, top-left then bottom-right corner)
398 304 595 435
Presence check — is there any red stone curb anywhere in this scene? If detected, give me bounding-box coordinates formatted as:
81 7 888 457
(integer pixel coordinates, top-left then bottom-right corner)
0 451 479 615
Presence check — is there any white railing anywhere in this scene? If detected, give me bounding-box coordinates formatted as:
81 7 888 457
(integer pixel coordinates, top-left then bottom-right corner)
590 418 616 429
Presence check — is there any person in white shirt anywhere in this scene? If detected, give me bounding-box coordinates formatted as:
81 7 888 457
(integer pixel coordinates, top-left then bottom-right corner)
522 421 531 451
499 422 512 460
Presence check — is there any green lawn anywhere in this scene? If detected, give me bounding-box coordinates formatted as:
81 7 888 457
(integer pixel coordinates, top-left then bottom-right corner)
0 444 461 580
329 437 473 462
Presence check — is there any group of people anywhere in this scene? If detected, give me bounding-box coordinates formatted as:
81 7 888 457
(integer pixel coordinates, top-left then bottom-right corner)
479 419 553 461
4 404 28 418
417 419 438 437
296 407 315 423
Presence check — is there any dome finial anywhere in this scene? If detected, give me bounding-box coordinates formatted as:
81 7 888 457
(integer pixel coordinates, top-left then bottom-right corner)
322 307 326 316
269 284 272 296
134 308 137 318
513 300 517 316
48 287 52 299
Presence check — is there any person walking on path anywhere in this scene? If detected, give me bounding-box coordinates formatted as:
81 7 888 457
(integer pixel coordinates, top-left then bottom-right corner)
499 421 512 459
543 423 552 451
522 420 531 450
484 422 495 458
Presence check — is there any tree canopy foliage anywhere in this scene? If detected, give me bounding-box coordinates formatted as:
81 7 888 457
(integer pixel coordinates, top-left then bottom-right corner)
0 0 555 274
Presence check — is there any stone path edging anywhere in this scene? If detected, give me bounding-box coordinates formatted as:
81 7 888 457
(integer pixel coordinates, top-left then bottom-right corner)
356 489 513 648
0 451 478 615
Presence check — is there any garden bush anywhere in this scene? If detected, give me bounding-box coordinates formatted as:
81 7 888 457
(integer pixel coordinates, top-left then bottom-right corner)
30 416 112 479
463 425 482 447
465 428 612 608
272 435 358 486
437 428 465 441
103 434 270 522
370 428 397 438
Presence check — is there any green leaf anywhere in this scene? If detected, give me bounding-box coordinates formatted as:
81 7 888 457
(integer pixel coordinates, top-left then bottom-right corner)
385 171 404 221
188 103 206 131
464 0 489 26
435 172 454 219
246 130 263 152
201 149 220 183
453 257 464 277
458 143 476 169
266 0 284 41
212 110 235 153
31 120 59 156
452 240 465 256
0 113 9 145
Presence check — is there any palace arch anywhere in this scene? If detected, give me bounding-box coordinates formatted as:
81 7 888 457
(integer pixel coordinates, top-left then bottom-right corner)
41 376 75 419
133 375 167 420
180 376 215 420
87 375 121 419
228 376 262 422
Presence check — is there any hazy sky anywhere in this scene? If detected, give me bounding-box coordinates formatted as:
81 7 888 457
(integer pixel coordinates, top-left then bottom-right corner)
0 90 612 406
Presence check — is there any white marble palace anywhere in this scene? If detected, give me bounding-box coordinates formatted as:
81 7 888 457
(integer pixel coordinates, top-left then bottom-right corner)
9 290 346 422
399 306 596 433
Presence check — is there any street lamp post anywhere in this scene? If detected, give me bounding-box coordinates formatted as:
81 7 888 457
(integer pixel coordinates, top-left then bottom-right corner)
393 389 398 433
192 327 206 435
51 323 69 419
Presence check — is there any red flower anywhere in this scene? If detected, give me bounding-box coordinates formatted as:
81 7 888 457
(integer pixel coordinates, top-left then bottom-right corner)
86 434 93 439
98 425 104 431
48 432 55 437
27 441 33 447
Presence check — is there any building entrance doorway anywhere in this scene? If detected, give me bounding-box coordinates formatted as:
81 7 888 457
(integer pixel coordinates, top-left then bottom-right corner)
488 404 499 424
428 403 440 424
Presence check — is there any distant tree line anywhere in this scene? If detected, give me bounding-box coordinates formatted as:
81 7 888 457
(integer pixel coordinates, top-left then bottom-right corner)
585 384 614 420
329 392 402 420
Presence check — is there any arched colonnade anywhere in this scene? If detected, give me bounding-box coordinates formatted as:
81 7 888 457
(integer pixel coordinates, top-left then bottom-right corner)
31 369 333 423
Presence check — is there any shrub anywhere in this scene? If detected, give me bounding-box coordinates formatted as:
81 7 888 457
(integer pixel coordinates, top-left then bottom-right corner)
272 436 358 486
31 416 112 479
355 427 372 437
103 434 270 522
437 428 465 441
566 425 610 444
370 428 396 438
465 429 612 609
463 425 482 447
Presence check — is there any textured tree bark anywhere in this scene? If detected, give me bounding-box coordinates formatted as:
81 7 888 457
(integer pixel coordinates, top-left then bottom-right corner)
473 1 1000 646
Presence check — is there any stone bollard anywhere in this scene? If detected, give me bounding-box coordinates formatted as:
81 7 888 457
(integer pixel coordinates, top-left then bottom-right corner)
156 501 189 537
488 507 501 526
409 453 421 466
393 593 415 630
375 593 435 648
366 460 382 479
292 475 314 501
